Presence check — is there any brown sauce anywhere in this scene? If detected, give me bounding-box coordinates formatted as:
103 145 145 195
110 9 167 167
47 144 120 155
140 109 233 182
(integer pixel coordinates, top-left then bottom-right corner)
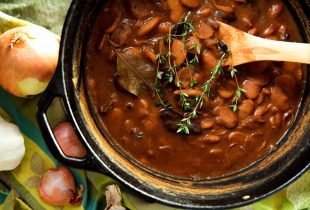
85 0 305 179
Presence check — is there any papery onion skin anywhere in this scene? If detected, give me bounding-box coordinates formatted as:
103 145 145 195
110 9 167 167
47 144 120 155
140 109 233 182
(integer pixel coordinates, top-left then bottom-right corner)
53 121 87 158
0 26 59 97
39 166 76 206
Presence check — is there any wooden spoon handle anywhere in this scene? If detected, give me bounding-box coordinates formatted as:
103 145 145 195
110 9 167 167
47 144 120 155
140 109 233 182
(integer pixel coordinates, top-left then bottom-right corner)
236 35 310 65
218 21 310 66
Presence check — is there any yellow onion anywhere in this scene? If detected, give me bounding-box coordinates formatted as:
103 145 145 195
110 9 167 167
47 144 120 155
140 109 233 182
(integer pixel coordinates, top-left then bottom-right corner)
39 166 83 206
53 121 87 158
0 26 59 97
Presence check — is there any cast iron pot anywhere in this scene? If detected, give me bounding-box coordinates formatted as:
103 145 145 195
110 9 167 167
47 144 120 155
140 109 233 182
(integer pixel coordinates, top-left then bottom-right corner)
37 0 310 209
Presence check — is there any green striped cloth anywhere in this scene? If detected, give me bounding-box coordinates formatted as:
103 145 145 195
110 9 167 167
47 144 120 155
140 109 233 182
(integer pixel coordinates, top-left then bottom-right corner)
0 1 309 209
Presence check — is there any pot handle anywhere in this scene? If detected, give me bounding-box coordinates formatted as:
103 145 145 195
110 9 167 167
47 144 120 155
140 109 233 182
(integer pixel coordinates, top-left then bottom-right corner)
37 71 107 173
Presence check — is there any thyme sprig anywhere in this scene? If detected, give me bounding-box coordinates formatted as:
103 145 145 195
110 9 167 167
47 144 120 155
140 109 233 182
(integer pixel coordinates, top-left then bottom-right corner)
176 54 226 134
154 15 246 135
229 66 245 112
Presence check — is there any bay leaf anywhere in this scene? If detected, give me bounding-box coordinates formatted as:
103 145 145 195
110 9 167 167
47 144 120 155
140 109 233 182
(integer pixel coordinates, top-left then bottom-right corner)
30 152 45 175
116 53 156 96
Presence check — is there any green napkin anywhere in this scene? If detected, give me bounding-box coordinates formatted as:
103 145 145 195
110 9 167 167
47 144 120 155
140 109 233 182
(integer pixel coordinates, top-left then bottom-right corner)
0 1 309 210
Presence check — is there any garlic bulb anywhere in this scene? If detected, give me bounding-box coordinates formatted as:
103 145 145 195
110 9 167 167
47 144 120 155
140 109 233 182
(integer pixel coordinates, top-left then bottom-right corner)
0 115 25 171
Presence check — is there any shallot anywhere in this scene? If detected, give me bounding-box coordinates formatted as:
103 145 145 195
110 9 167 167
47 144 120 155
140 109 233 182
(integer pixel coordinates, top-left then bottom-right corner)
53 121 87 158
38 166 83 206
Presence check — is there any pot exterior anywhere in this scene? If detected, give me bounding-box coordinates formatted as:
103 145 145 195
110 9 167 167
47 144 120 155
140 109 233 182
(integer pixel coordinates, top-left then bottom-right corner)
37 0 310 209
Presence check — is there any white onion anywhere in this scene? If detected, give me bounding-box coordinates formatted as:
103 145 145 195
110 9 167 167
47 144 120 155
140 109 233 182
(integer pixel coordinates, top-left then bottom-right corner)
0 26 59 97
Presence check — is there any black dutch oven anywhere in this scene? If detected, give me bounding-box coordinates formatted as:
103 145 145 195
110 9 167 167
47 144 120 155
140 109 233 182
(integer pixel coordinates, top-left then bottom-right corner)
37 0 310 209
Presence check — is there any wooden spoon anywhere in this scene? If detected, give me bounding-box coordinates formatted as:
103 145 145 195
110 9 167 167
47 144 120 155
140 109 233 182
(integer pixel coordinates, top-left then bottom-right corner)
217 21 310 66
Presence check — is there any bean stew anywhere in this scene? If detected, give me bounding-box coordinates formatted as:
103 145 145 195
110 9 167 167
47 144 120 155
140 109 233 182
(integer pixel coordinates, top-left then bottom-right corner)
85 0 305 179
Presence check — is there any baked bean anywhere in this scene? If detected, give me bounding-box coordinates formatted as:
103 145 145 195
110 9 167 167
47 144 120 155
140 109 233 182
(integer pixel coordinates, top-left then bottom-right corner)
197 6 212 16
275 74 296 97
283 62 303 81
202 51 217 75
110 23 131 47
248 28 258 35
109 107 123 121
172 39 187 65
167 0 185 23
124 47 141 56
195 21 214 40
200 118 214 129
193 73 203 85
186 36 202 54
278 24 289 40
174 89 203 96
158 22 173 34
203 95 210 107
214 106 238 128
209 128 228 136
143 48 157 64
180 0 202 8
229 131 247 145
158 39 166 53
262 87 271 95
213 2 235 13
204 134 221 143
241 16 252 27
242 80 261 99
271 87 290 111
174 67 193 88
209 148 223 156
211 96 225 108
255 93 264 105
238 99 255 119
269 112 282 129
137 17 161 37
268 104 280 113
268 3 283 18
137 98 150 118
254 104 268 117
241 116 259 129
217 80 236 99
262 24 276 37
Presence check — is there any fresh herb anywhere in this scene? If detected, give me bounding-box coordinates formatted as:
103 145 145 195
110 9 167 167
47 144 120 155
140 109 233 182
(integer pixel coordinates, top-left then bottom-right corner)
230 87 245 112
176 54 226 134
229 67 245 112
154 16 245 134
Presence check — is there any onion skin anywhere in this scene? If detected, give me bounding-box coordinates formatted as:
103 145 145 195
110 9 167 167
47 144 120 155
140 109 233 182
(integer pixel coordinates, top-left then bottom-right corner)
0 26 59 97
39 166 78 206
53 122 87 158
